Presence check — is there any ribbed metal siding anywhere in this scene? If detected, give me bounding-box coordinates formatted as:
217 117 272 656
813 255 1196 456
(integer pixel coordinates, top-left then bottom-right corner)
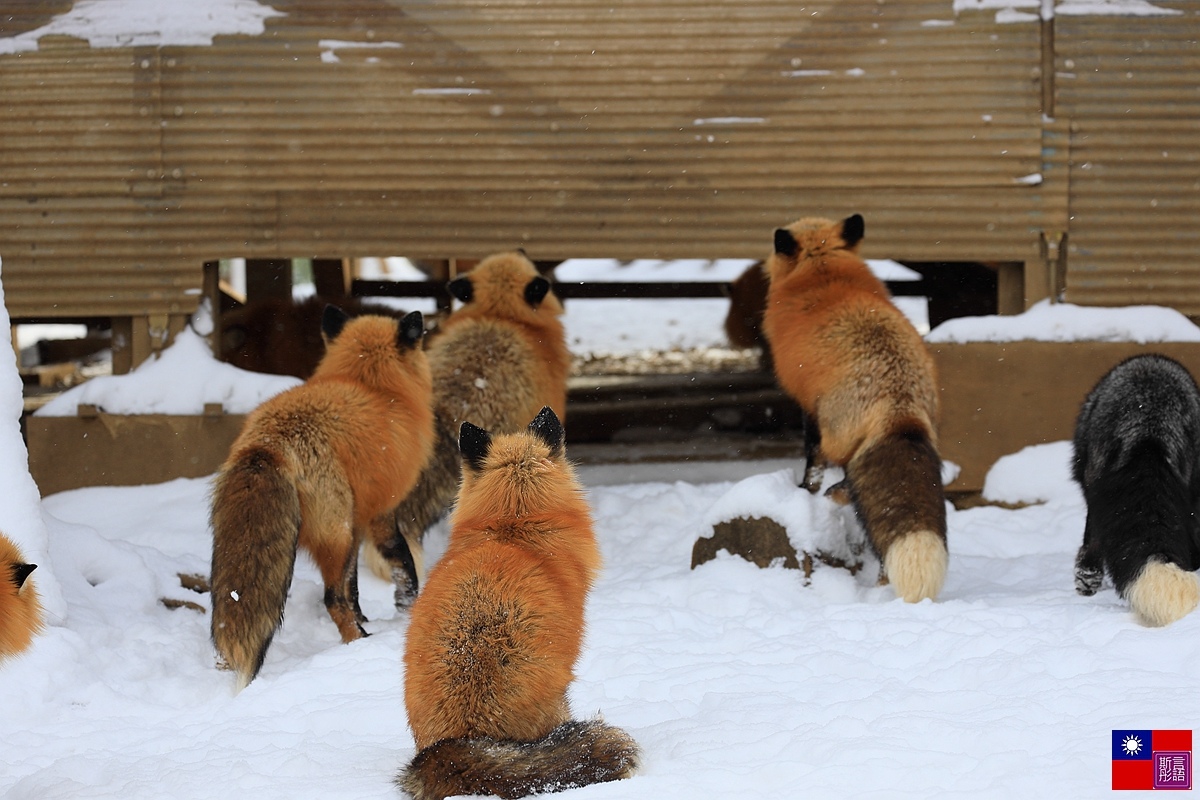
1055 7 1200 313
1 0 1046 320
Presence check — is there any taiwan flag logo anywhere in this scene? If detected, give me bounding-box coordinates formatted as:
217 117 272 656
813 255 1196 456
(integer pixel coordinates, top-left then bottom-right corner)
1112 730 1192 790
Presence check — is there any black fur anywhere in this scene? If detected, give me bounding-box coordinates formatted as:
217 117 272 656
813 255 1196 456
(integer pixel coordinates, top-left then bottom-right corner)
377 524 422 603
321 304 350 341
524 277 551 308
528 406 564 457
1072 354 1200 598
11 563 36 590
773 228 799 258
841 213 865 248
448 277 473 304
397 311 425 350
459 421 493 472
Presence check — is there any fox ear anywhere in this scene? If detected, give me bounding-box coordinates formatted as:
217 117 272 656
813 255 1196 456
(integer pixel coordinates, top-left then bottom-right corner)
841 214 865 249
12 563 36 590
448 277 473 304
774 228 799 258
524 277 551 308
459 421 492 472
397 311 424 350
528 406 564 457
321 304 350 341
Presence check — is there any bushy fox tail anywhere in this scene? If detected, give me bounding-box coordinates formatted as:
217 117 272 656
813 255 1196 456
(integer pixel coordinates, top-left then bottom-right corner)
398 719 640 800
1125 560 1200 627
210 446 302 691
846 423 948 603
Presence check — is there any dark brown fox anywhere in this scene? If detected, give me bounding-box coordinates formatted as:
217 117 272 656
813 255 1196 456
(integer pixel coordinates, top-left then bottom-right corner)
368 251 570 606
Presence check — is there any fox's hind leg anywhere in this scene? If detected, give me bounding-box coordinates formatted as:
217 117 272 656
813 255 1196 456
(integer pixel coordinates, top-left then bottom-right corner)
1074 514 1104 596
318 534 368 642
369 511 423 609
299 484 367 643
800 412 825 493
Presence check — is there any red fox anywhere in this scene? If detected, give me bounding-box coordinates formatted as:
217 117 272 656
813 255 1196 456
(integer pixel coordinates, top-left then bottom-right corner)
762 214 947 602
370 250 571 606
219 294 411 379
210 307 435 690
399 407 639 800
0 532 43 659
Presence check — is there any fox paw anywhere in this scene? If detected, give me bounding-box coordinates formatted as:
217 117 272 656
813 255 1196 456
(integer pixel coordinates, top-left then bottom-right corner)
1074 547 1103 596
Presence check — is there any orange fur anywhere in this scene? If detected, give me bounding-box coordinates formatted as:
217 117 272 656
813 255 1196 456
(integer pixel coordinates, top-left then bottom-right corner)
404 411 597 748
219 295 411 379
0 532 43 659
400 409 638 799
210 309 434 689
763 217 938 464
762 215 947 602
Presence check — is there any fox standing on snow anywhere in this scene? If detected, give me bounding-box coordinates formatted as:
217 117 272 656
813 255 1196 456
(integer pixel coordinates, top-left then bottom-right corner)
370 250 571 606
0 532 43 659
1073 354 1200 626
398 407 639 800
210 307 434 690
762 214 947 602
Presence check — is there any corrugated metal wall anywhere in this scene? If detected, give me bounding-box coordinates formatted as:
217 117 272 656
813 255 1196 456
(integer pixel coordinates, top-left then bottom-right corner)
1055 7 1200 311
20 1 1200 321
0 0 1049 321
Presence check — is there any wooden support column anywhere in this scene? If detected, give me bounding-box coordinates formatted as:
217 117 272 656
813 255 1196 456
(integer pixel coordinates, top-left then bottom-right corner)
245 258 293 303
312 258 348 298
111 313 191 373
994 262 1025 316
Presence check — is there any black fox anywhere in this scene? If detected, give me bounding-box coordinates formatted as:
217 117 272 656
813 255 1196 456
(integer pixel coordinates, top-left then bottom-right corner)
1072 353 1200 626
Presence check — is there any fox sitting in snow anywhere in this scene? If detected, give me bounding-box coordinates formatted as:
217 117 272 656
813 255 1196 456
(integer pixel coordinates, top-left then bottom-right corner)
1073 353 1200 626
399 407 639 800
0 532 42 659
209 307 434 690
368 250 571 607
761 214 947 603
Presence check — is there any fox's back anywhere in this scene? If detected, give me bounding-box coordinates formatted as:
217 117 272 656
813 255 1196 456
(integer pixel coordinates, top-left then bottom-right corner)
231 374 429 522
405 538 584 748
431 319 551 429
766 260 937 461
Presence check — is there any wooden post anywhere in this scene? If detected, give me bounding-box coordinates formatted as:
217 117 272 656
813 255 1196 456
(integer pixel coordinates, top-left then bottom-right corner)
312 258 348 298
202 260 221 358
244 259 293 303
994 262 1025 316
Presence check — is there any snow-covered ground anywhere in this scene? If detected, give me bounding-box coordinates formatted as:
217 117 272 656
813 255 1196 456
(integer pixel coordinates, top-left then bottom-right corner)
5 435 1199 798
5 254 1200 798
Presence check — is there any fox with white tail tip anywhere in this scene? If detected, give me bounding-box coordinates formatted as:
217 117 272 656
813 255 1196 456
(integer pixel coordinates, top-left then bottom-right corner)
761 214 947 602
1072 353 1200 627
